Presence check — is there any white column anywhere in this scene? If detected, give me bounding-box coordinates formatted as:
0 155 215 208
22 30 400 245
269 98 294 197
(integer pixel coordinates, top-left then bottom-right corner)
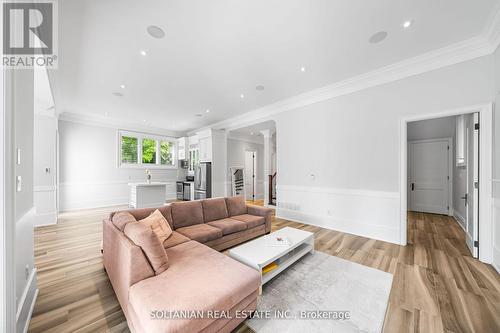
261 129 273 205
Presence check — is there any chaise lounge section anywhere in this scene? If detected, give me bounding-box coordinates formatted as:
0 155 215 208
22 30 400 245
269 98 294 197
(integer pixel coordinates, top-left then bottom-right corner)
103 196 273 333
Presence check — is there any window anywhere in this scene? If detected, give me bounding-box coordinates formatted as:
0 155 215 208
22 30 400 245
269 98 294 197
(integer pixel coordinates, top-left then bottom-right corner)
160 141 173 165
142 138 157 164
118 130 176 168
121 136 138 164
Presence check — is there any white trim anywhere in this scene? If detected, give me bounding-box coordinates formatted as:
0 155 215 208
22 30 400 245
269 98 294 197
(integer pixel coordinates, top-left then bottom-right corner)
193 8 500 134
400 103 493 263
16 268 37 321
117 130 178 170
59 180 177 186
407 137 453 216
227 135 264 145
59 111 185 137
453 211 466 232
276 184 399 199
21 289 38 333
34 185 56 192
276 185 400 244
493 198 500 273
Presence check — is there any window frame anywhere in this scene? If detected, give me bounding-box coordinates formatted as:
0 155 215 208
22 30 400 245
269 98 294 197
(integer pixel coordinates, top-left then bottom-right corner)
118 130 177 169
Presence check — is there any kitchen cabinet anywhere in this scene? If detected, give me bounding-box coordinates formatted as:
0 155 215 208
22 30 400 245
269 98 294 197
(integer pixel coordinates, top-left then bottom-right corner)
177 137 188 160
199 136 212 162
128 182 167 208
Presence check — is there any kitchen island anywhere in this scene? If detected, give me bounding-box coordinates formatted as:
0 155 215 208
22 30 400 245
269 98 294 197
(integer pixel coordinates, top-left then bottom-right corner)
128 182 167 208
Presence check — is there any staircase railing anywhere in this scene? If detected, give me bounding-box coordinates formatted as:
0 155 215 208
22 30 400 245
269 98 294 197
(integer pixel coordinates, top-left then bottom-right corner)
268 172 277 205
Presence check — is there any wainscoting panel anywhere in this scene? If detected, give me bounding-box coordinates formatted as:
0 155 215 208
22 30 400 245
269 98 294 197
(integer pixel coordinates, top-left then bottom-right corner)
276 185 401 244
34 186 57 226
59 180 177 211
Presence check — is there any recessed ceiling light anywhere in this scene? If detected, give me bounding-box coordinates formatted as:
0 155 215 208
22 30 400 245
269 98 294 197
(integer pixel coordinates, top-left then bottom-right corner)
256 85 265 91
140 50 147 56
250 132 254 135
206 109 210 113
112 92 123 97
143 119 147 122
120 84 126 89
368 31 388 44
403 20 412 29
240 94 245 99
147 25 165 39
195 113 203 117
300 66 306 72
104 112 108 116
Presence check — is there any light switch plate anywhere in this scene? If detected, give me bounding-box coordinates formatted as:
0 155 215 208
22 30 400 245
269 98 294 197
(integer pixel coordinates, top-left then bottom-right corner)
16 176 22 192
16 148 21 165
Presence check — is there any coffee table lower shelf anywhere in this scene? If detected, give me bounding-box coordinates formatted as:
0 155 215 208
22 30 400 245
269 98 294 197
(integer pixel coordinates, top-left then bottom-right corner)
261 242 314 284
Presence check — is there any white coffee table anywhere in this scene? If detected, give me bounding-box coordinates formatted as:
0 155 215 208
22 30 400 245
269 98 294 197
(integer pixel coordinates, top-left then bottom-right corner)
228 227 314 291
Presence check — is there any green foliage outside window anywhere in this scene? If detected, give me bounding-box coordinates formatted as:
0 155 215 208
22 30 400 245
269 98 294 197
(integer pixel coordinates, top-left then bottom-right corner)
121 136 138 163
142 138 156 164
160 141 173 165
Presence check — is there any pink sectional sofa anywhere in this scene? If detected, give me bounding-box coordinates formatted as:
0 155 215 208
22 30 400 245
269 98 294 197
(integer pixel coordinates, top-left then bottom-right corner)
103 197 273 333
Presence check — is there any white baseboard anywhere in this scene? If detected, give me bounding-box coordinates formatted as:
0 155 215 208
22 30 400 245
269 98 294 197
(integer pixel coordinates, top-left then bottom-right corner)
16 268 38 333
276 185 401 244
453 211 466 232
33 211 57 227
493 245 500 274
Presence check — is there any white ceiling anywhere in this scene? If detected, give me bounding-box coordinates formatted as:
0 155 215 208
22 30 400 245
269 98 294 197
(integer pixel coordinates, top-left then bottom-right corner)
52 0 499 132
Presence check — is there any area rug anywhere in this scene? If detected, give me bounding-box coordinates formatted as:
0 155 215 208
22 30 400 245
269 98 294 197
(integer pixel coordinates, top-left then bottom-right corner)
246 251 393 333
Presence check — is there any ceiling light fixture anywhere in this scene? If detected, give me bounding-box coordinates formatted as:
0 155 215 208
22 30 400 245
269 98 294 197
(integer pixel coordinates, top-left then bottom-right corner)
250 132 254 135
206 109 210 113
368 31 388 44
300 66 306 72
120 84 126 89
240 94 245 99
403 20 412 29
140 50 147 56
147 25 165 39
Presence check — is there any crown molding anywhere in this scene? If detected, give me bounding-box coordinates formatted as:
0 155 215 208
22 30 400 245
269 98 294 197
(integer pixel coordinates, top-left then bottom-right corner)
58 111 186 137
200 7 500 132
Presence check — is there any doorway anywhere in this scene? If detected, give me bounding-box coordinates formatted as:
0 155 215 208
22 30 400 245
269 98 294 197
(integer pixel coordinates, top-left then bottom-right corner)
408 138 452 215
244 150 257 201
401 104 492 263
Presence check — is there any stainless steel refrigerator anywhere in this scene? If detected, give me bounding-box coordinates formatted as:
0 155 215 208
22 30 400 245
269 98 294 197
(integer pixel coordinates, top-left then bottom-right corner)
194 162 211 199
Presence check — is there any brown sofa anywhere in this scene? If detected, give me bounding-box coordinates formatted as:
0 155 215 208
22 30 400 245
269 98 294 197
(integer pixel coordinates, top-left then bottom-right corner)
103 197 273 333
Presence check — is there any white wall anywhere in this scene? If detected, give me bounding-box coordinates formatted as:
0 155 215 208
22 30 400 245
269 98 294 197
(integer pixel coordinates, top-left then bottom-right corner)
11 68 38 333
58 120 181 211
227 137 264 198
492 45 500 272
275 55 494 245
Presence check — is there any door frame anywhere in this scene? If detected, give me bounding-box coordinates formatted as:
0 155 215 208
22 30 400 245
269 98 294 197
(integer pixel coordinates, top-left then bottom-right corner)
399 103 493 264
244 149 257 200
407 137 453 216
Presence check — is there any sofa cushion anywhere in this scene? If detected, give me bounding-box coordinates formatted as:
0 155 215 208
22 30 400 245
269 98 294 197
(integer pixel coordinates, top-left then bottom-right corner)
225 196 247 216
124 222 169 275
111 211 137 231
162 231 190 249
171 201 204 228
207 218 247 235
138 209 173 243
114 205 174 229
176 224 223 243
201 198 229 222
128 241 261 333
231 214 265 229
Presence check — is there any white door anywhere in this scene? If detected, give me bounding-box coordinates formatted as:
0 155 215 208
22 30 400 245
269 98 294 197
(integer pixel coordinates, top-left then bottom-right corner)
465 113 479 258
409 139 450 214
244 151 256 200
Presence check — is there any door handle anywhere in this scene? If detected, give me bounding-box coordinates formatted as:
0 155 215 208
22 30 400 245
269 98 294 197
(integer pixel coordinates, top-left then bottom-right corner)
461 194 468 206
411 183 415 191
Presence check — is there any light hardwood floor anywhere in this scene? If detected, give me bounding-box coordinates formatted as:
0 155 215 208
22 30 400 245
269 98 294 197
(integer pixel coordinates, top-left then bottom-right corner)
28 202 500 333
